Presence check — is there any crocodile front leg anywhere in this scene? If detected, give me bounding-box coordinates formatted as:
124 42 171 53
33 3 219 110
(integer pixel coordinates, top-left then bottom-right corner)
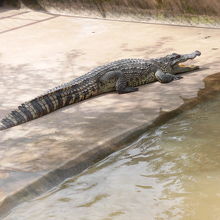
155 69 182 83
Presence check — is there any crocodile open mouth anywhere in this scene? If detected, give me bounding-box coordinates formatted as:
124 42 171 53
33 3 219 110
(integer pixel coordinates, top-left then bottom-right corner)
177 63 197 68
171 52 200 74
172 51 201 70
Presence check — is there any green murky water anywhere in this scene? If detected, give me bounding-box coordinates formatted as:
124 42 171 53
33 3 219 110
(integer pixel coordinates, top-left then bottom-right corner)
5 94 220 220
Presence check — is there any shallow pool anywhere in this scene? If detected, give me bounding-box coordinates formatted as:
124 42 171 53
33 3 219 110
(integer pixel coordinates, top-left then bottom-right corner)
5 94 220 220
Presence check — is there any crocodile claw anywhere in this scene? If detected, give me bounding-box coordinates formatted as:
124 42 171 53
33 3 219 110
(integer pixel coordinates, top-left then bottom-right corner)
174 76 183 80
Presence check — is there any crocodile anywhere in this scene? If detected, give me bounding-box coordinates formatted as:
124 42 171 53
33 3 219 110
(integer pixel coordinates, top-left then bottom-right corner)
0 50 201 131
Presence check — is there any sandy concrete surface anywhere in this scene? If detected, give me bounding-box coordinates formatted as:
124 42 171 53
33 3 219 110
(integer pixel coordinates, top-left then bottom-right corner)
0 8 220 217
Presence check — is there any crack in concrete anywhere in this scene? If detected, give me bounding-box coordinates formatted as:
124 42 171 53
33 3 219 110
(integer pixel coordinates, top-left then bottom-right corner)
0 15 59 34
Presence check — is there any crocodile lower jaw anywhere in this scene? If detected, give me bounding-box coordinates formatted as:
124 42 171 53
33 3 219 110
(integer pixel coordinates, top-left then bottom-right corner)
178 64 197 68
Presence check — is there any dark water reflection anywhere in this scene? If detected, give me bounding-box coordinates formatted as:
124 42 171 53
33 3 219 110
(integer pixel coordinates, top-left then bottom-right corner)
5 94 220 220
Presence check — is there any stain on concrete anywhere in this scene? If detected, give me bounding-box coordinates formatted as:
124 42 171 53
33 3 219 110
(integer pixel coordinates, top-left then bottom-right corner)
120 37 174 59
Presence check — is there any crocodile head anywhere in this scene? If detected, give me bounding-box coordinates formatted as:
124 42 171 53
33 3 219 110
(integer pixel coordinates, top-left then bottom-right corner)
158 50 201 74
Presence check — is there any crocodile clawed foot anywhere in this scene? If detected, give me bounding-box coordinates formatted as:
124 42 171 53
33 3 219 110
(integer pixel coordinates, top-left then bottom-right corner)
132 87 139 92
174 76 183 80
118 87 139 94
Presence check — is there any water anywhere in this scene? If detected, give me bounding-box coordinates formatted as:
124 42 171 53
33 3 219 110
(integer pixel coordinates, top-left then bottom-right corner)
5 94 220 220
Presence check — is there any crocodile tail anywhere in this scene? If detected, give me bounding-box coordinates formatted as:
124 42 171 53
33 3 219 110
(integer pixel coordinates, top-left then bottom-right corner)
0 88 84 131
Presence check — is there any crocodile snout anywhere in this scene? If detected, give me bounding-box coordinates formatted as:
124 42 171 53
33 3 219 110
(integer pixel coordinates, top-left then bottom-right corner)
195 50 201 56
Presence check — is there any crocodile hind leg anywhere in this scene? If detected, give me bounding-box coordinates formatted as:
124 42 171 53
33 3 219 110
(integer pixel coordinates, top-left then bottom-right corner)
99 71 138 94
155 69 183 83
116 75 139 94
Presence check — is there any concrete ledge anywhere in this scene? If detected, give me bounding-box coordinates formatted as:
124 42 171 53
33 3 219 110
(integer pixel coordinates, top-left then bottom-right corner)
5 0 220 27
0 9 220 218
5 0 220 17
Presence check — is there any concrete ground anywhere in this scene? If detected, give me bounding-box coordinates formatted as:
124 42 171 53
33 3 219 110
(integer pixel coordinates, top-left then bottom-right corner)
0 8 220 217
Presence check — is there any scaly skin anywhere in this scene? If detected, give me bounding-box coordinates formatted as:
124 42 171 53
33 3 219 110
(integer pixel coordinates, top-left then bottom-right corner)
0 50 201 130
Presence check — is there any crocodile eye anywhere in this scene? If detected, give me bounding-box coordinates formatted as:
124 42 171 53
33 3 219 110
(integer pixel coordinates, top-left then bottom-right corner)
171 54 181 60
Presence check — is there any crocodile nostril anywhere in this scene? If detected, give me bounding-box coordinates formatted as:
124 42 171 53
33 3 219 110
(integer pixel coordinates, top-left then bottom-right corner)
195 50 201 56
